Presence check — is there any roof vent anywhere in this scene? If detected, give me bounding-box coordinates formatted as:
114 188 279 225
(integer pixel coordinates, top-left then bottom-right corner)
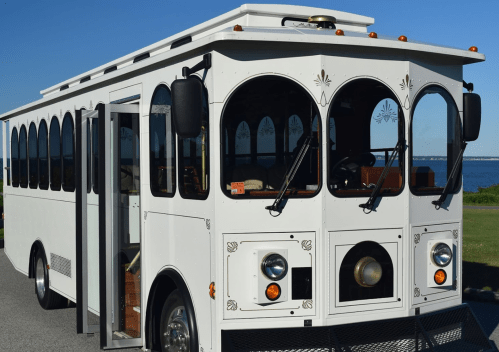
104 66 117 74
171 36 192 49
308 15 336 30
133 52 150 63
80 75 91 84
60 84 69 91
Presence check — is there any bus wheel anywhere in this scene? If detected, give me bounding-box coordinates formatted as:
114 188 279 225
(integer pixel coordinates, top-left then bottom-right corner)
160 289 191 352
35 250 64 309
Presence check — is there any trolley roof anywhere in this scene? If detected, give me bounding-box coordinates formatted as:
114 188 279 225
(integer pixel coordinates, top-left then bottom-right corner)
0 4 485 121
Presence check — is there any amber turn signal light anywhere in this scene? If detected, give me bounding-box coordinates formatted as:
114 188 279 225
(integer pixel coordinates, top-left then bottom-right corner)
434 269 447 285
209 282 216 299
469 46 478 52
265 283 281 301
335 29 344 36
398 35 407 42
368 32 378 38
233 24 243 32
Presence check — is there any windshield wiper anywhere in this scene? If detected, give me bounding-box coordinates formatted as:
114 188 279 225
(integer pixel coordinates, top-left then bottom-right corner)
266 136 312 214
432 141 467 209
359 140 402 213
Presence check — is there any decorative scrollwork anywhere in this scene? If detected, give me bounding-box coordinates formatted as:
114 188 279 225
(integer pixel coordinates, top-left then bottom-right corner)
399 74 413 91
302 300 313 309
227 300 238 311
453 230 458 239
206 219 211 230
301 240 312 251
414 287 420 297
314 69 331 87
414 233 420 244
227 242 238 253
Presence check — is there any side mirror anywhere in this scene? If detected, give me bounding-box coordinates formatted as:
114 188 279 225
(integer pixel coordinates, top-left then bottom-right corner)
172 77 203 138
463 93 481 142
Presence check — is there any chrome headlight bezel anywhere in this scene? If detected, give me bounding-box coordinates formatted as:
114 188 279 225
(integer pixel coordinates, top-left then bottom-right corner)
431 243 453 267
261 253 288 281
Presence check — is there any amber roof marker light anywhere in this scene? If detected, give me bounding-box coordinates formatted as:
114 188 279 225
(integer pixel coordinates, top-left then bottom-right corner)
336 29 345 36
369 32 378 38
233 24 243 32
469 46 478 52
398 35 408 42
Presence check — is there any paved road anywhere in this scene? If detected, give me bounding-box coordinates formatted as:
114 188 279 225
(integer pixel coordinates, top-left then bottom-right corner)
1 248 498 351
0 249 142 352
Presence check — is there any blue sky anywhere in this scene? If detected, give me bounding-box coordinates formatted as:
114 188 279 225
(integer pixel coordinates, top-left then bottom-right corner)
0 0 497 156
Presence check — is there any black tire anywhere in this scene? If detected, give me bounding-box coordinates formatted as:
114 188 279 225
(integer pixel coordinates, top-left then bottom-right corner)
34 249 65 310
160 289 192 352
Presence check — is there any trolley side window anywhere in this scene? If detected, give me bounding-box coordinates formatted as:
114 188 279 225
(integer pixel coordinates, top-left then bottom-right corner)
150 85 176 197
221 76 321 198
28 122 38 189
62 113 75 192
410 86 461 195
328 79 404 197
178 79 209 200
19 125 28 188
11 127 19 187
50 116 61 191
39 120 49 190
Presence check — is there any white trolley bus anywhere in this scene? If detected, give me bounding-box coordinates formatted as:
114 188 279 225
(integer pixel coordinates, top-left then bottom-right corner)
1 4 493 352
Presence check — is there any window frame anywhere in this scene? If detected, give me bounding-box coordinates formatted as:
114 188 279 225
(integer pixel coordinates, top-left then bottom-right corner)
178 76 210 200
38 119 49 190
220 75 323 200
326 78 405 199
11 127 19 187
50 116 62 191
28 122 38 189
19 125 28 188
149 84 176 198
409 84 462 196
61 112 75 192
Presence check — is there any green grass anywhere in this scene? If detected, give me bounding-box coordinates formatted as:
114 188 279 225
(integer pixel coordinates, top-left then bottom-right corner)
0 228 3 240
462 209 499 291
463 184 499 206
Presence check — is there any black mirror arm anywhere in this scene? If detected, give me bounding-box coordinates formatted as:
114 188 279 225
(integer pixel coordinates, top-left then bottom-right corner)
463 80 474 93
182 54 212 78
432 141 467 209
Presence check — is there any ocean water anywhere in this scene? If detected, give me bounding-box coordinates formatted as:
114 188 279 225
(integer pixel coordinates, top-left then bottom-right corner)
1 158 497 192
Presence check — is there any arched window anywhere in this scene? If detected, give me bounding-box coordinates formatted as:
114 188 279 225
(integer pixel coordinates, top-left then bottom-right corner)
50 116 61 191
28 122 38 189
328 79 404 198
222 76 321 197
62 112 75 192
178 78 209 200
19 125 28 188
149 85 175 197
411 86 461 195
257 116 276 168
11 127 19 187
38 120 49 190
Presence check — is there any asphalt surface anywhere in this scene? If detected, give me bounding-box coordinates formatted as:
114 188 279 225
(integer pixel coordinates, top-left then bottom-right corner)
0 248 142 352
1 248 499 351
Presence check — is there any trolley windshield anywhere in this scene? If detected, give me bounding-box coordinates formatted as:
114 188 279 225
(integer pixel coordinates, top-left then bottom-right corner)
221 76 321 199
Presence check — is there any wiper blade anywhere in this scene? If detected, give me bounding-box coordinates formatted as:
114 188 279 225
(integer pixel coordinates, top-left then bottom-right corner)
266 136 312 214
432 141 467 209
359 140 402 213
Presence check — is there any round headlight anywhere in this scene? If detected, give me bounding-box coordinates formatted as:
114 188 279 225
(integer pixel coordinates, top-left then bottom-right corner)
432 243 452 267
261 253 288 281
354 256 383 287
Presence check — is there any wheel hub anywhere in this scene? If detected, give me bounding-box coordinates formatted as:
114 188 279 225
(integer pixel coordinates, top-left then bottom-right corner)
163 307 190 352
36 257 46 299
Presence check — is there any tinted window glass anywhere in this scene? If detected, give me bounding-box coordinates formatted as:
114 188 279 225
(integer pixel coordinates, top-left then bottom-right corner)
150 85 175 197
19 125 28 188
38 120 49 190
28 122 38 189
87 120 91 193
50 117 61 191
178 80 209 199
62 113 75 192
6 121 10 186
11 127 19 187
222 76 321 198
328 79 404 197
92 117 99 194
411 86 461 195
